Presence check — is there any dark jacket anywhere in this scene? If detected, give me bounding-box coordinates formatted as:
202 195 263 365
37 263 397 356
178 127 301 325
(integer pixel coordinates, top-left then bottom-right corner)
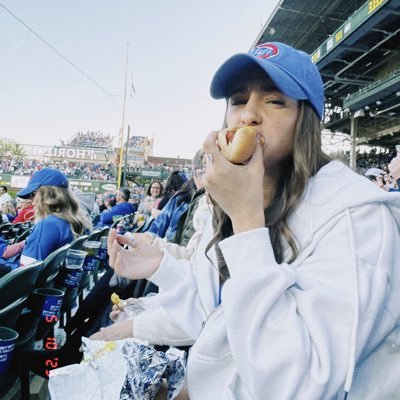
172 189 205 247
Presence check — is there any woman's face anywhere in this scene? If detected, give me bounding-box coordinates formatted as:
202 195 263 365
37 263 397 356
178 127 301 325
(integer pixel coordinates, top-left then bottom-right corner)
150 183 162 197
375 175 385 188
226 70 299 171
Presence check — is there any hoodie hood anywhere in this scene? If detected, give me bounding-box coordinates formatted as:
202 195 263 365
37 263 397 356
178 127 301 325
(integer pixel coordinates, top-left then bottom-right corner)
289 161 400 249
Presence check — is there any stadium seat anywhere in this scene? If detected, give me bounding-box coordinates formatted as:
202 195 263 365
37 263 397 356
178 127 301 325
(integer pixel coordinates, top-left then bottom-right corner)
0 223 13 241
77 231 102 301
134 216 155 233
34 243 71 288
0 262 42 399
12 226 33 245
69 234 89 250
0 262 42 331
30 245 70 343
87 228 103 242
99 225 110 238
55 236 88 328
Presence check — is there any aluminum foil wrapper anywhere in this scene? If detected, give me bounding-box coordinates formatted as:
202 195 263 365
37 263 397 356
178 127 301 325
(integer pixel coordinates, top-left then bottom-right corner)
119 342 185 400
116 299 146 321
116 295 159 322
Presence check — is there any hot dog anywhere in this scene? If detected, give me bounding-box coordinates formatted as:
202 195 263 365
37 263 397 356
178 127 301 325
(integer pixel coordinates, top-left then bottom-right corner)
217 126 260 164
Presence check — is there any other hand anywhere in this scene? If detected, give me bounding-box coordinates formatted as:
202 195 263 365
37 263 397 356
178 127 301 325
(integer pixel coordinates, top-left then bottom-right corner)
109 297 137 322
108 229 163 280
89 319 133 341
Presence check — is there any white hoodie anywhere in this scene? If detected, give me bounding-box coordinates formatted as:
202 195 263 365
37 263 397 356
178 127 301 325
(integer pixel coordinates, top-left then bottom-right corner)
145 161 400 399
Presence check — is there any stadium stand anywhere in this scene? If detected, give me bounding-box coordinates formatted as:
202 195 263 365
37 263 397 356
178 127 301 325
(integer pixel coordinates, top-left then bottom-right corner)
253 0 400 166
67 131 113 148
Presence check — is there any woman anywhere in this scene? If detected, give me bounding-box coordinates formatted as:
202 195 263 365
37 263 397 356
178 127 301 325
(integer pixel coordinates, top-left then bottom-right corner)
94 43 400 399
155 171 185 214
0 168 90 270
1 201 16 223
136 180 164 223
96 194 107 213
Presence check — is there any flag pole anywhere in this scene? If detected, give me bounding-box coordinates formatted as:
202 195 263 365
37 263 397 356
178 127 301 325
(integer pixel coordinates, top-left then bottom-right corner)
123 124 130 187
117 42 129 189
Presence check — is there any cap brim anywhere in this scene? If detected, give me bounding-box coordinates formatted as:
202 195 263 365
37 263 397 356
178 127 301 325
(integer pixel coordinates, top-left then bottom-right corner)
210 53 308 101
16 182 40 199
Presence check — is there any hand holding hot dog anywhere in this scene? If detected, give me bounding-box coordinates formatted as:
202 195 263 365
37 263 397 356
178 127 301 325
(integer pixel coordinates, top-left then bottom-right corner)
217 126 261 164
203 129 265 234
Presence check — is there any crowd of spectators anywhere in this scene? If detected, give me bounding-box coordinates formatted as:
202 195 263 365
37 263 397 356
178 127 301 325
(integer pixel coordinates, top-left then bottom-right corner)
2 145 397 185
0 159 191 182
127 136 151 149
0 159 115 181
67 131 113 148
328 146 397 175
355 147 397 174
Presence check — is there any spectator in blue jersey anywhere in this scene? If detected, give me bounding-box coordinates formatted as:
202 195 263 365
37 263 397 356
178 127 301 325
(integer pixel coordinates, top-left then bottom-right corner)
0 168 90 274
100 187 137 226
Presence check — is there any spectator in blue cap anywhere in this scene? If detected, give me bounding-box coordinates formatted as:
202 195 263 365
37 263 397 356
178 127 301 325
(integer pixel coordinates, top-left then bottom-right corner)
100 42 400 399
0 168 90 274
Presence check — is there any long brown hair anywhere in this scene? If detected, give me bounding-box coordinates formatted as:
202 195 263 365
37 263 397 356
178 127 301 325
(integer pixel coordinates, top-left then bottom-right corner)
34 186 90 237
207 101 330 283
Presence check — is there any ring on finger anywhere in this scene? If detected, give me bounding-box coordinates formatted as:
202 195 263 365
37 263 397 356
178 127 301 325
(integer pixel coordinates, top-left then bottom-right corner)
204 151 222 165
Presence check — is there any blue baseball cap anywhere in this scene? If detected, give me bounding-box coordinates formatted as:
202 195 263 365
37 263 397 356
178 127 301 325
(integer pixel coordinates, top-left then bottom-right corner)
210 42 324 120
17 168 69 198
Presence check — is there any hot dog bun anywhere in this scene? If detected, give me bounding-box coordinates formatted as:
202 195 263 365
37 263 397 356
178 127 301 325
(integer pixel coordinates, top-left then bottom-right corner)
217 126 259 164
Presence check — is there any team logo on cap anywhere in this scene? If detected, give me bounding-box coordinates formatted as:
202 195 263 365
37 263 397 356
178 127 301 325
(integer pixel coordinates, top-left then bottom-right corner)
250 43 279 59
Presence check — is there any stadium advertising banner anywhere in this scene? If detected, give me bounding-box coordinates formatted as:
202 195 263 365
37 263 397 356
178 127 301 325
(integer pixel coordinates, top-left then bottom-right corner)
22 144 112 163
69 180 117 193
11 175 30 189
0 175 11 187
1 173 116 194
140 169 164 179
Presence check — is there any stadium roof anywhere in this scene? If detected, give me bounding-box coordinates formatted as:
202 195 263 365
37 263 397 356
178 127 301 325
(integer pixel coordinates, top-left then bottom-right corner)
253 0 400 147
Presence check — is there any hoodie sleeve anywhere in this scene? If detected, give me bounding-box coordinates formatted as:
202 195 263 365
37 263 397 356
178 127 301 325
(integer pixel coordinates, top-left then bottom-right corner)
134 304 195 346
218 203 399 399
147 248 209 340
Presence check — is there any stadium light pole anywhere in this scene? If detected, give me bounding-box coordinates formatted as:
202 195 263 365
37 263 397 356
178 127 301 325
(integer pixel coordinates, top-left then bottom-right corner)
117 42 129 189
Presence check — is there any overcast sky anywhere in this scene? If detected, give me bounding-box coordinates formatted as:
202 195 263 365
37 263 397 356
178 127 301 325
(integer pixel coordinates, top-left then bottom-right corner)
0 0 280 159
